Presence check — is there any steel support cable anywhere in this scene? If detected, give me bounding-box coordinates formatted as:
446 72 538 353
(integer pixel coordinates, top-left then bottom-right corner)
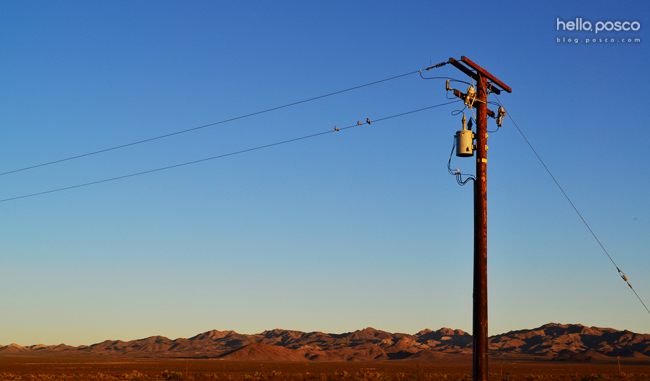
492 93 650 317
0 71 421 177
0 101 460 204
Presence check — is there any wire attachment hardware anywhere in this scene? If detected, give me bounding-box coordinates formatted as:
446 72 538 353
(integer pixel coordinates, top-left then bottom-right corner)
465 86 476 108
496 106 506 127
425 60 449 70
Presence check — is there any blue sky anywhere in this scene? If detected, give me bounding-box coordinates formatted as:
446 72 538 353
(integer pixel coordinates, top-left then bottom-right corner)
1 0 648 346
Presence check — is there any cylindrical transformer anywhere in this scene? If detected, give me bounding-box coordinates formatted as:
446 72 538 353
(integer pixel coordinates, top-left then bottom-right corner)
455 129 475 157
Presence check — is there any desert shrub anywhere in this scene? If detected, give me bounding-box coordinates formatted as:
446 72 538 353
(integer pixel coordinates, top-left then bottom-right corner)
402 371 426 381
243 372 265 381
420 374 446 381
86 373 107 380
192 374 211 381
123 370 146 380
376 372 392 381
334 371 350 380
618 373 645 380
198 373 225 381
162 370 184 380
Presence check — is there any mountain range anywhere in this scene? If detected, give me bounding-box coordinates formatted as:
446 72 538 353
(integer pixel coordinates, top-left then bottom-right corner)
2 323 649 362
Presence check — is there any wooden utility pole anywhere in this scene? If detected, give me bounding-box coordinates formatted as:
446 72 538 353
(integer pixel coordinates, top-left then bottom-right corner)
448 56 511 381
473 70 489 381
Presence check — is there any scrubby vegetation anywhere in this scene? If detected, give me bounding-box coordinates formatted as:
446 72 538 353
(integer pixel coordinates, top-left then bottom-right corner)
0 358 648 381
0 369 648 381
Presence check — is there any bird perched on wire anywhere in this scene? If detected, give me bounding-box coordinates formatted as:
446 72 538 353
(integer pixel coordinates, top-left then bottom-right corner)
334 126 339 131
366 118 370 125
357 121 361 126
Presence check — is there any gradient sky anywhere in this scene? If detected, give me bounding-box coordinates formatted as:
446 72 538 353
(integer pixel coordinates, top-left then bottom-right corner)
1 0 648 346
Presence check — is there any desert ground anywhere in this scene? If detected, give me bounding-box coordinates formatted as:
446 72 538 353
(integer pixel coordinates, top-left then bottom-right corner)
0 356 649 381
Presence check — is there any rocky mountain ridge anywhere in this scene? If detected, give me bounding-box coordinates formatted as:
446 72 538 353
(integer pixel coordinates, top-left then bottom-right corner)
2 323 649 362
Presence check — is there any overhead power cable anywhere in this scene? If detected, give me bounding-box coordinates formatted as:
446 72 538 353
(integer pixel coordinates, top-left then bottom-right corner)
0 70 421 177
492 93 650 317
0 101 460 204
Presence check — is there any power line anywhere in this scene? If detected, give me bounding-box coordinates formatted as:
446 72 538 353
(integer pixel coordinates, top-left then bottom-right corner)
0 70 421 177
0 101 460 204
492 93 650 317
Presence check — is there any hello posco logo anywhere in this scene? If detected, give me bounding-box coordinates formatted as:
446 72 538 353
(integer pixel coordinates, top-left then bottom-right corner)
557 18 641 34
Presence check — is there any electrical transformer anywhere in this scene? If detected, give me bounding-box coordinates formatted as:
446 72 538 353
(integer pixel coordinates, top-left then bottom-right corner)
455 114 474 157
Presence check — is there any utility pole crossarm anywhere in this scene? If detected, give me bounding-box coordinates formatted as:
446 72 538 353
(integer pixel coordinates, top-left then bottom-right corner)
448 57 512 95
460 56 512 93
